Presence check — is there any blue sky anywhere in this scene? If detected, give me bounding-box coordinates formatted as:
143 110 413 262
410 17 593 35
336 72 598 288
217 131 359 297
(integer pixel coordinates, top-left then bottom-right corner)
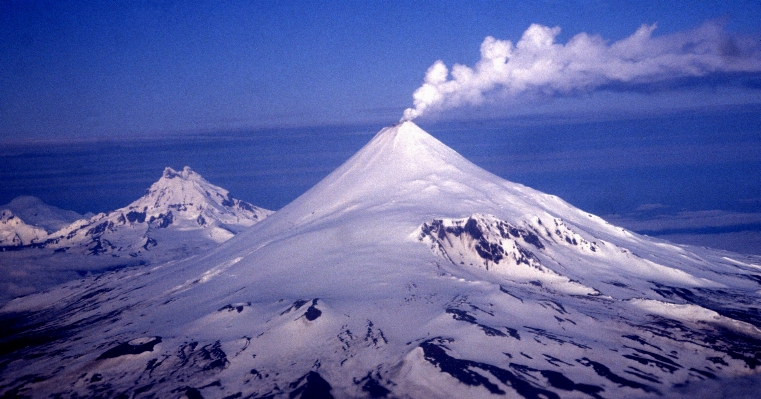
1 1 761 254
2 0 761 138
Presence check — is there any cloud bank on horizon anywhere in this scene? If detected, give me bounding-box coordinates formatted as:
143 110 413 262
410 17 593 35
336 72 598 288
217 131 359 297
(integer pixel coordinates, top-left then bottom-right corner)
402 21 761 121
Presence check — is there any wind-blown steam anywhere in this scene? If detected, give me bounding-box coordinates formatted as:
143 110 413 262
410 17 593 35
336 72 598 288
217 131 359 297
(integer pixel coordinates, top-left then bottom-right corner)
402 21 761 121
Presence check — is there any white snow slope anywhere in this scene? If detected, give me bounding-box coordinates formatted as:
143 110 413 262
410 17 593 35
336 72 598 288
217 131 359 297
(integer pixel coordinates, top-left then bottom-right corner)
0 196 85 247
0 210 49 247
1 122 760 399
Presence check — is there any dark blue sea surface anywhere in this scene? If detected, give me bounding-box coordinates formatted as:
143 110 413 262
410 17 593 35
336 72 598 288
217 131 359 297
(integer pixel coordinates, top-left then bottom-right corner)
0 125 376 214
1 107 760 222
434 107 761 217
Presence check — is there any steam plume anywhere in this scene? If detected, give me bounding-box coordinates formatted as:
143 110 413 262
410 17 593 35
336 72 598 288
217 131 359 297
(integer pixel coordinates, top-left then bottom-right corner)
402 21 761 121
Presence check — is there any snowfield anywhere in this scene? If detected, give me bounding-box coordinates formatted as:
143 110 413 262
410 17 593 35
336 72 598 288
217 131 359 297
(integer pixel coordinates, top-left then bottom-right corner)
1 122 760 398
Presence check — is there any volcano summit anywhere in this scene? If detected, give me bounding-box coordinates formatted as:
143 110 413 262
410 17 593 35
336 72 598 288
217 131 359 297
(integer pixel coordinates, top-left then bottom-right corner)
1 122 760 398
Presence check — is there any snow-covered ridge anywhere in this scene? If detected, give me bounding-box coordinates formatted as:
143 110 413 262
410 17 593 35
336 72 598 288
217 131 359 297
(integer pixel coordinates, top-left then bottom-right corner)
418 213 600 295
41 166 272 258
0 196 86 247
0 209 49 247
130 166 268 228
419 213 545 271
1 167 272 261
0 196 86 233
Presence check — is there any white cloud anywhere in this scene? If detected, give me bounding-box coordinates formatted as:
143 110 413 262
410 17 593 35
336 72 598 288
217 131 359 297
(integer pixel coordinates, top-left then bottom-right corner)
402 21 761 121
605 210 761 232
634 203 669 212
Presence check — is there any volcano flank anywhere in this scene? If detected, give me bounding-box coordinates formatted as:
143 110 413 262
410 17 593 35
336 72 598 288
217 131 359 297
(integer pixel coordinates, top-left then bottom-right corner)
1 122 760 398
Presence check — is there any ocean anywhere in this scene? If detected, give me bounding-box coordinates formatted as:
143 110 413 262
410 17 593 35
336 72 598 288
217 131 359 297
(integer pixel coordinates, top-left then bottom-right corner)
1 108 760 254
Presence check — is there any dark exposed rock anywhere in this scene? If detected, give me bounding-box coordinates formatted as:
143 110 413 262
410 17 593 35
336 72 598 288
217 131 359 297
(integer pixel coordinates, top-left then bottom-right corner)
305 299 322 321
170 341 230 377
651 282 761 328
446 308 477 323
288 371 333 399
149 212 174 228
185 387 205 399
505 327 521 340
97 337 162 360
125 211 146 224
200 342 230 371
354 372 391 398
142 237 157 250
168 204 188 211
420 214 542 269
221 193 236 208
420 338 562 398
86 221 112 237
707 356 728 366
280 298 323 321
509 363 605 398
622 334 662 351
622 346 683 374
445 308 507 337
281 300 310 315
237 201 258 214
420 338 505 395
218 303 251 313
624 366 662 384
364 320 388 346
577 357 660 394
88 238 111 255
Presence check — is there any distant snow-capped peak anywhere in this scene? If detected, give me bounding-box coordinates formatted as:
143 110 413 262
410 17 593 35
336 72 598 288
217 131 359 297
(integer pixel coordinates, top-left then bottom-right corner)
0 209 49 247
0 196 85 233
41 166 272 257
126 166 270 229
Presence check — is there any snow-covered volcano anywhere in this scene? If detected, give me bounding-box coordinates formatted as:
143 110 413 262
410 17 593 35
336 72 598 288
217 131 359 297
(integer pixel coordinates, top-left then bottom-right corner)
39 166 271 259
0 210 49 247
0 196 85 247
1 122 760 398
0 196 85 233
